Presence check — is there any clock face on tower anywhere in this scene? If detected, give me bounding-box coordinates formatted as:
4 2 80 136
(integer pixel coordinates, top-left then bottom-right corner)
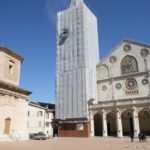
59 28 69 46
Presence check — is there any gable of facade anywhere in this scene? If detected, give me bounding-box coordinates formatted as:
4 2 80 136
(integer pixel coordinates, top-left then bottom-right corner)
97 40 150 101
90 40 150 138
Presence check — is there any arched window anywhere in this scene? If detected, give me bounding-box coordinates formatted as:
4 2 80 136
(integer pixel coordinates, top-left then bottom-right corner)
121 55 138 74
46 113 49 119
37 111 43 117
97 65 109 79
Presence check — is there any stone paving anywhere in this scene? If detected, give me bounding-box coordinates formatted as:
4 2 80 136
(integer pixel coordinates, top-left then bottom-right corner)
0 137 150 150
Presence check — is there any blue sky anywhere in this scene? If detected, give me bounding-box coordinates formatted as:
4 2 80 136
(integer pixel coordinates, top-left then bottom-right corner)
0 0 150 103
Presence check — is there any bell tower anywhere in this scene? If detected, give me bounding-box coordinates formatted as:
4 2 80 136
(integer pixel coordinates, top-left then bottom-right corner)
70 0 83 7
0 47 23 86
56 0 99 137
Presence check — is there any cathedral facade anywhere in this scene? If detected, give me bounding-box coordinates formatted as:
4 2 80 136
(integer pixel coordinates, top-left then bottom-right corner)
91 40 150 138
55 0 150 137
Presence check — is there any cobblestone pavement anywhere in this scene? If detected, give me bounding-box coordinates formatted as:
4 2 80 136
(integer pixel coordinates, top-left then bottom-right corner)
0 137 150 150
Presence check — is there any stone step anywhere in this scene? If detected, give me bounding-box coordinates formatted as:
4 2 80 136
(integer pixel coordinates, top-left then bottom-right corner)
0 135 11 141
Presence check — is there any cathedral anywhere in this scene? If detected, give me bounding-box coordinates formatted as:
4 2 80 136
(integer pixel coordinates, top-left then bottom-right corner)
55 0 150 137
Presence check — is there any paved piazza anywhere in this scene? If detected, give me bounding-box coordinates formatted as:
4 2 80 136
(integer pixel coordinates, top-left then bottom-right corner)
0 137 149 150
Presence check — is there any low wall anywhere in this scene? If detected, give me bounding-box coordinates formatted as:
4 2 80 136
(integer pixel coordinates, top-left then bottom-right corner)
58 123 90 137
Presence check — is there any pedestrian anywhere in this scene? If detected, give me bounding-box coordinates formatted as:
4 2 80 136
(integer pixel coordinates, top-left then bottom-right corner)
138 132 142 142
130 132 134 142
142 132 147 143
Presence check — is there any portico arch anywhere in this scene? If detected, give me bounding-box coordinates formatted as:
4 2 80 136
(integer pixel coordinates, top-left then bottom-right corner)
121 110 133 136
94 113 102 136
139 109 150 135
106 111 117 136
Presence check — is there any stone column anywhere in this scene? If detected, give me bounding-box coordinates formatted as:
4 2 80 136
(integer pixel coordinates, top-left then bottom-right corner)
116 110 123 137
102 110 107 137
132 107 140 137
90 111 95 137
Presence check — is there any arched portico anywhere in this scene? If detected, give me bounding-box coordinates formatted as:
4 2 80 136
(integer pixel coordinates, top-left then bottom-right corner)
90 106 145 138
106 111 117 136
94 113 102 136
121 110 134 136
139 109 150 135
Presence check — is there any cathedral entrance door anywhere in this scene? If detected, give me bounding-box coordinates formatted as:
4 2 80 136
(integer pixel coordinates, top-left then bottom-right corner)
4 118 11 134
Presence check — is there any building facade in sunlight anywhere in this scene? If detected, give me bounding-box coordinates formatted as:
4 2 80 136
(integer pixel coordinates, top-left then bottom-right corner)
0 47 31 140
28 102 54 138
92 40 150 138
55 0 150 137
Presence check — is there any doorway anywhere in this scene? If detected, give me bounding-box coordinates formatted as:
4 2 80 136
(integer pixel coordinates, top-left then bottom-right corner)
4 118 11 134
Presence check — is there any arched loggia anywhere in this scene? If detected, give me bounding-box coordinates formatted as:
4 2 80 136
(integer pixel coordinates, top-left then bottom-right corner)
139 109 150 135
94 113 102 136
121 110 134 136
106 111 117 136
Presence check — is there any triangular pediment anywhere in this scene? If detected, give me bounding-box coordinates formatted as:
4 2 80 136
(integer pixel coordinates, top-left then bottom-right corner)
97 39 150 66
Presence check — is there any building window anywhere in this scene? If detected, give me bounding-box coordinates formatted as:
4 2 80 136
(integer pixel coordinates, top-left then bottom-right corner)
109 56 117 64
121 55 138 74
115 83 122 90
97 65 109 80
102 85 107 91
140 49 149 57
28 111 30 117
8 60 15 75
76 123 83 130
38 121 42 127
125 78 137 90
46 113 49 119
123 44 132 52
46 122 49 127
37 111 43 117
142 79 149 85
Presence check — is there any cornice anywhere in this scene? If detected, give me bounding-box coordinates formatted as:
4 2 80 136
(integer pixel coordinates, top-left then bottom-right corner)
0 80 32 96
97 71 150 83
0 47 24 63
89 96 150 111
29 102 54 111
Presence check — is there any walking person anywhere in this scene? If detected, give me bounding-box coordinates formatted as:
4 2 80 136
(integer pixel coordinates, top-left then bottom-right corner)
130 132 134 142
138 132 142 143
142 132 147 143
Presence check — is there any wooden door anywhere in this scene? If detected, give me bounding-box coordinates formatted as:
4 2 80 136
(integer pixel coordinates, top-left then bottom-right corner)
4 118 11 134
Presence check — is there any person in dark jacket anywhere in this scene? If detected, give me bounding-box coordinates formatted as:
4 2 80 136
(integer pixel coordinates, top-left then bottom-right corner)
130 132 134 142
